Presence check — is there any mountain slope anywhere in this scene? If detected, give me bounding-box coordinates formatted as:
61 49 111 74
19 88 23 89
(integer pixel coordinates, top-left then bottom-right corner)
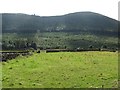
2 12 119 50
2 12 118 36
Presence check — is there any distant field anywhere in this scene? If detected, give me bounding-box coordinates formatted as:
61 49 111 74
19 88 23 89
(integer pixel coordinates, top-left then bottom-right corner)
2 51 118 88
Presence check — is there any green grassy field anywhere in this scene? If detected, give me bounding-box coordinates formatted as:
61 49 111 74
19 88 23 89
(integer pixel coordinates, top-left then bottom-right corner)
2 51 118 88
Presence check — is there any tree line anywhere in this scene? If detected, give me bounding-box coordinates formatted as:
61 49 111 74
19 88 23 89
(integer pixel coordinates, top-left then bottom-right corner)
2 40 37 50
1 40 118 52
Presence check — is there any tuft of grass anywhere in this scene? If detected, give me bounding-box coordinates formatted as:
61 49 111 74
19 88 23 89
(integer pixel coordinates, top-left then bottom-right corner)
8 67 12 69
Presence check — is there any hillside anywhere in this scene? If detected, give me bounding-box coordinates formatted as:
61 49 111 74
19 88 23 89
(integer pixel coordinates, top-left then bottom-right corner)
2 12 118 36
2 12 119 50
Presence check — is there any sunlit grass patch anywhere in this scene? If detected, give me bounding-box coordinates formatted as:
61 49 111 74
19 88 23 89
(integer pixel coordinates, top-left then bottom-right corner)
2 51 118 88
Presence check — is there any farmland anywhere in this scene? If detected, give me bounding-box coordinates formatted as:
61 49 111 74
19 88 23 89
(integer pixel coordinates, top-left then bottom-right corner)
1 11 119 89
2 51 118 88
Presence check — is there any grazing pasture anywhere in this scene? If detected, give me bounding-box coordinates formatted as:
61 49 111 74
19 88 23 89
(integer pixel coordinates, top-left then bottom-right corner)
2 51 118 88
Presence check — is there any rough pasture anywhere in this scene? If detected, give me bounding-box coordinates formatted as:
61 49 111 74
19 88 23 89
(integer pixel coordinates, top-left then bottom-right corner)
2 51 118 88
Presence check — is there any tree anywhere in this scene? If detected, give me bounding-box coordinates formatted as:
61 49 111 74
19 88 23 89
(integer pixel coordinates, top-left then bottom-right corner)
31 41 37 50
102 45 107 49
2 41 7 50
89 45 93 49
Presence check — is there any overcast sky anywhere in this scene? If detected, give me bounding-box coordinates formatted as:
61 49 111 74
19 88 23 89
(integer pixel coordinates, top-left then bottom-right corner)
0 0 119 20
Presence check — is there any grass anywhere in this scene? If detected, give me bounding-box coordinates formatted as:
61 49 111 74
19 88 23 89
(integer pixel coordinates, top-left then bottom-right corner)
2 51 118 88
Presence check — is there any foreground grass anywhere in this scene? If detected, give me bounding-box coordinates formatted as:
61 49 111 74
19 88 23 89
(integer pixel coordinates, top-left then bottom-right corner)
2 51 118 88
